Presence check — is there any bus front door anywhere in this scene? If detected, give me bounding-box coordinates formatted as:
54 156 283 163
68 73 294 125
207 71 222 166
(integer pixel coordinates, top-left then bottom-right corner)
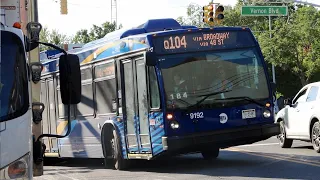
121 57 152 155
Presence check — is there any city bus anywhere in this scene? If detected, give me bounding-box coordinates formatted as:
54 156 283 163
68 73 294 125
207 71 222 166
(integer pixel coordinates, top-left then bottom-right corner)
40 18 280 170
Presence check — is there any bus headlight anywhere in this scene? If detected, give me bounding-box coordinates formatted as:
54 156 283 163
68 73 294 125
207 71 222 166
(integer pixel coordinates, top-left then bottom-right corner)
170 121 179 129
0 153 30 180
263 109 271 118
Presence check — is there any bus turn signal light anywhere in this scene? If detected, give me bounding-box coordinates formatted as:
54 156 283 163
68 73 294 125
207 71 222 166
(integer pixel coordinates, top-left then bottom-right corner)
13 22 21 29
167 113 173 120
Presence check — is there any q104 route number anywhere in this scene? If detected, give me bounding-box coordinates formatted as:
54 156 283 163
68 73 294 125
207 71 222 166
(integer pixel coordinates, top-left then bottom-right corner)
190 112 204 120
164 36 187 50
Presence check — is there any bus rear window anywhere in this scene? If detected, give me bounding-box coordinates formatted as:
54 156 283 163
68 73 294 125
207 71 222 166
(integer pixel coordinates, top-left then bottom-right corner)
0 31 29 122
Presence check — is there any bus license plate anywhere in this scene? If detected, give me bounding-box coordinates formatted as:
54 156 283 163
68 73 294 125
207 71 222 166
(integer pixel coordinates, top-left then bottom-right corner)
242 109 256 119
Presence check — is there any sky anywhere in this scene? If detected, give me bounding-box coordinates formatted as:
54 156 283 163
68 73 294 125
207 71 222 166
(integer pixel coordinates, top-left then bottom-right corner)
38 0 320 37
38 0 238 36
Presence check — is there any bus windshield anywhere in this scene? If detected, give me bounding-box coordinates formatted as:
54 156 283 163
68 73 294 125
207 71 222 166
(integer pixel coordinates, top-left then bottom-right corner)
0 31 29 122
159 48 270 109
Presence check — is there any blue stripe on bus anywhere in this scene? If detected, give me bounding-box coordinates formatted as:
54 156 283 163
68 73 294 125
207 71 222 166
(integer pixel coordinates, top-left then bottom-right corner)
149 112 165 156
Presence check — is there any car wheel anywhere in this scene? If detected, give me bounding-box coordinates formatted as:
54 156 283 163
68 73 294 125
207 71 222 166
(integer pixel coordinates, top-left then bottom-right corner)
278 121 293 148
311 121 320 153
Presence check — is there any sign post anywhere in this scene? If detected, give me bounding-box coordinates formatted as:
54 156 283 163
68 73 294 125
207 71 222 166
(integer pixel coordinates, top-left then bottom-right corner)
241 5 288 84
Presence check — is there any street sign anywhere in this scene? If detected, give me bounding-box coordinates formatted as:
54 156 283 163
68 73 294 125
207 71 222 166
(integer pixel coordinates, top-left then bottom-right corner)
241 6 288 16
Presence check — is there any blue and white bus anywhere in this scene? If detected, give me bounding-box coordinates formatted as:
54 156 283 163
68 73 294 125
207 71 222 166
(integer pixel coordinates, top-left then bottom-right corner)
40 18 280 170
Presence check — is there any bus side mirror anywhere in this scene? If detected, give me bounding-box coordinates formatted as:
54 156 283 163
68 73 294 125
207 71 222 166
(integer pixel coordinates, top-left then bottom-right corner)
59 54 81 104
270 82 276 93
145 51 157 66
29 62 43 84
277 96 285 110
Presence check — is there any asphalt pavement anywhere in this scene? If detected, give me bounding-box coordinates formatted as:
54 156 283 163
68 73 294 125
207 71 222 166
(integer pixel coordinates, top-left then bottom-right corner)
34 136 320 180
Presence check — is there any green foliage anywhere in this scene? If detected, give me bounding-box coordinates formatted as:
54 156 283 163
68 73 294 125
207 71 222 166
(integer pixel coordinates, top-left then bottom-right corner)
39 21 123 52
72 21 123 44
258 5 320 86
175 1 320 98
39 26 70 51
176 3 204 27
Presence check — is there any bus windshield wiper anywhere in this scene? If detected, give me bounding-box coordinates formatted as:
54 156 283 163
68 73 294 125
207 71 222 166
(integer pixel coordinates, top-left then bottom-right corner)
187 90 231 109
214 96 265 107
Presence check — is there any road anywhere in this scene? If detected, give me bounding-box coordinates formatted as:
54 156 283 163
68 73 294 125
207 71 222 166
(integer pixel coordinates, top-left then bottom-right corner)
34 137 320 180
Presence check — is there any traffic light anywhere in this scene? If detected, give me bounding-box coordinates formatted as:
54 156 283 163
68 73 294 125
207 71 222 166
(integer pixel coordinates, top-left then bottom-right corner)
215 5 224 24
202 4 214 24
60 0 68 15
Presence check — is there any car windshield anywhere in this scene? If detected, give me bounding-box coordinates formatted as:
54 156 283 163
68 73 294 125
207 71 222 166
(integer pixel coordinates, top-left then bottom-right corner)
159 48 270 109
0 31 29 121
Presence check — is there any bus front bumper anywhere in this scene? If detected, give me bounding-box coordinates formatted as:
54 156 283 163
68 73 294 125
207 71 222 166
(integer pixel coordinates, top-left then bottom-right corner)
162 123 280 152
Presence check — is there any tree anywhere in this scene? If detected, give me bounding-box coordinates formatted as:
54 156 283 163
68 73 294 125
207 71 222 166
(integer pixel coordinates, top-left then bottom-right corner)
39 26 70 51
72 21 123 44
176 3 204 27
258 5 320 86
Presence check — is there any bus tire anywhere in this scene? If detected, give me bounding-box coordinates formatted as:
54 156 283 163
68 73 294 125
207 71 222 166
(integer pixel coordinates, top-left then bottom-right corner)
112 129 129 170
278 121 293 148
102 126 129 170
201 148 219 160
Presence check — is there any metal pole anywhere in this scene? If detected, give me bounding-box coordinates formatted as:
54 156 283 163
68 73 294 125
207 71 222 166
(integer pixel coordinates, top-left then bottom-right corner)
269 15 276 83
115 0 117 28
111 0 112 23
34 0 38 22
29 0 43 176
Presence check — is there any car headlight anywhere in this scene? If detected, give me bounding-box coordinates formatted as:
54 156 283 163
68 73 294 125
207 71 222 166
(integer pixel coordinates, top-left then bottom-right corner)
0 153 31 180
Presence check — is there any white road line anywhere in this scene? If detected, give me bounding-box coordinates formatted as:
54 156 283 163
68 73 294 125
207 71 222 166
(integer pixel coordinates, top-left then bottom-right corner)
237 142 279 147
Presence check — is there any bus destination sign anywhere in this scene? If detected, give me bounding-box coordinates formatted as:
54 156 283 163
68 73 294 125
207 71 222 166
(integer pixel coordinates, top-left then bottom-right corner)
153 30 255 54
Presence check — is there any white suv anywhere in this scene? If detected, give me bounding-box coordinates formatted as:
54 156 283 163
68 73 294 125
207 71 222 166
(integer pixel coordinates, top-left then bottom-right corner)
275 82 320 153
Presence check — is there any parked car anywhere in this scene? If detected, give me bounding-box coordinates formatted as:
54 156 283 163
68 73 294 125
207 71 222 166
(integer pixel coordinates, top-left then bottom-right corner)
275 82 320 153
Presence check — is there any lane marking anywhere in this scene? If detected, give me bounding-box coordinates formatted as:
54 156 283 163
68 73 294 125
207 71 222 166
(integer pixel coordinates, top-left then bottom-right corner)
237 143 279 147
228 147 320 167
231 147 320 165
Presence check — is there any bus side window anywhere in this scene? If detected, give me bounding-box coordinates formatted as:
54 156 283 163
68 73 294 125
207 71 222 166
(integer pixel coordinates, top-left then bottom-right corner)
94 62 116 115
148 67 160 109
56 75 74 118
77 67 94 117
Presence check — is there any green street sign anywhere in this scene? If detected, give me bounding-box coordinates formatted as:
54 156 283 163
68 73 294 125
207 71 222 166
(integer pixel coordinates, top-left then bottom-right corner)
241 6 288 16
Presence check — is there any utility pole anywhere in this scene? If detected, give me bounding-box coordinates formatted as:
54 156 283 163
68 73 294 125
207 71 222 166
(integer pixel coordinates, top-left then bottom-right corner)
28 0 43 176
269 16 276 83
111 0 117 28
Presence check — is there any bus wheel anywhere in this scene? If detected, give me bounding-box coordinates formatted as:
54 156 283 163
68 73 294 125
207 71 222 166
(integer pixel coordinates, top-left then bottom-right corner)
201 148 219 160
110 129 129 170
278 121 293 148
103 127 129 170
